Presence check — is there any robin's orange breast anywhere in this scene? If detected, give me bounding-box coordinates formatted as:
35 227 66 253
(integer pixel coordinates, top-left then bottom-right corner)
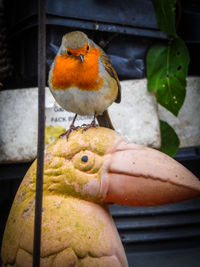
51 47 104 91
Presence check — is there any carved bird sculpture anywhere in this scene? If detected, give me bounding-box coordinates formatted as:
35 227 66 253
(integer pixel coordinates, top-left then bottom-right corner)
2 127 200 266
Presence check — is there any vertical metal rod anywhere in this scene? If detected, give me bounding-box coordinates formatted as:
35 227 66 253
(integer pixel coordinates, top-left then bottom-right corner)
33 0 46 266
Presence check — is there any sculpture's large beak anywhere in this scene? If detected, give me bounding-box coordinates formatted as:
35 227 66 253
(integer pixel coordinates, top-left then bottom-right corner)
101 140 200 206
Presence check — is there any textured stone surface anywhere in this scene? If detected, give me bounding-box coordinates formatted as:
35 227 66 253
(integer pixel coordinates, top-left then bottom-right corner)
158 77 200 147
0 80 160 163
0 88 38 163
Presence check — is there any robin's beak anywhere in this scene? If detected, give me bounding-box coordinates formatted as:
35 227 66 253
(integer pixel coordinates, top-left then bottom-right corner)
78 54 84 62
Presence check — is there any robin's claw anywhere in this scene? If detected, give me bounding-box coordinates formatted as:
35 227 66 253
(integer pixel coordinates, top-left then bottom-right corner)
81 123 98 132
60 125 80 140
60 114 79 140
81 113 98 132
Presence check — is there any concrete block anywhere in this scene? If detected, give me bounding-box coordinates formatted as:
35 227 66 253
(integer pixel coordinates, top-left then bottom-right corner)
109 80 160 147
0 88 38 163
0 80 160 163
158 77 200 148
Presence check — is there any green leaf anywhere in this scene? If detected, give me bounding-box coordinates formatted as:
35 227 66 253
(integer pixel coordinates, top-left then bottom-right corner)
159 120 180 157
147 38 190 116
151 0 177 37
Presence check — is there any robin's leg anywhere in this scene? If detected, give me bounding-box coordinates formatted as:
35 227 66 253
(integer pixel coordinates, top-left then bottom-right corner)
90 113 98 127
82 113 98 131
60 114 79 139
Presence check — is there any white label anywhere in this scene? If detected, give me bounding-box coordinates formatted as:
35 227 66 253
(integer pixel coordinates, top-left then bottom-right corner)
45 101 93 129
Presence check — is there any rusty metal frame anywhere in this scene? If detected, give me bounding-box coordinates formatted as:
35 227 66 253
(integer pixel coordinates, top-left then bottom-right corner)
33 0 46 266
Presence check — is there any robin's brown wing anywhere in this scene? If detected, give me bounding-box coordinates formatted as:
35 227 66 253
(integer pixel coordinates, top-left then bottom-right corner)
99 48 121 103
89 40 121 130
97 47 121 129
90 40 121 103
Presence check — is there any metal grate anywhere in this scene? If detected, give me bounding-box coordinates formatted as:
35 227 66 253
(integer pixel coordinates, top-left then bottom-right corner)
110 198 200 250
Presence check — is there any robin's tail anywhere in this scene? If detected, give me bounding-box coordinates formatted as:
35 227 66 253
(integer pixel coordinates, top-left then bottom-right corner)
96 110 115 130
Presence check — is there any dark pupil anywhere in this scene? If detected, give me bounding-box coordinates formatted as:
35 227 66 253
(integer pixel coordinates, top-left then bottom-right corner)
87 45 89 51
81 155 88 162
67 51 72 56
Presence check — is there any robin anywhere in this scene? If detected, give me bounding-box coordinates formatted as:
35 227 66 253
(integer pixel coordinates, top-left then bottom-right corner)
48 31 121 137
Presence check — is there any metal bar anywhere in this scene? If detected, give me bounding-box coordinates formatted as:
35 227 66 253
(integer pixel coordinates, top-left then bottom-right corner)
33 0 46 266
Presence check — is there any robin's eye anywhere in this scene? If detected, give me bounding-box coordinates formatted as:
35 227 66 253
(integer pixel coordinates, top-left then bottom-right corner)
87 45 90 51
67 51 72 56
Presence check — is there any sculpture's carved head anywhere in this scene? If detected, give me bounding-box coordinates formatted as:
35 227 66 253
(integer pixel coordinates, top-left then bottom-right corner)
39 127 200 206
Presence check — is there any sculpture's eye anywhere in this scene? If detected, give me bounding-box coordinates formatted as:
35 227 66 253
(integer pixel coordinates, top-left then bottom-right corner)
87 45 90 51
73 151 95 172
67 51 72 56
81 155 88 162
